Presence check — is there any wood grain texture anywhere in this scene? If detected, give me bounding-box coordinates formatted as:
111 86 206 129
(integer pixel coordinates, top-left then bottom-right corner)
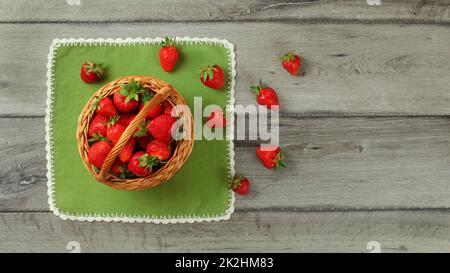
1 210 450 252
1 23 450 116
3 116 450 212
1 0 450 23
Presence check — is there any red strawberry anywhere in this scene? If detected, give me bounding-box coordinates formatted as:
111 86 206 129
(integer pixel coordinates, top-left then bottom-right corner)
206 109 227 129
107 123 126 145
119 138 135 163
146 140 171 161
114 80 146 113
88 140 112 169
139 95 164 119
127 151 159 177
255 145 286 170
117 113 136 126
93 97 118 117
281 51 301 76
111 159 127 179
80 62 104 83
250 81 279 110
200 65 225 90
88 114 109 137
135 135 152 150
163 101 174 116
159 37 179 73
230 175 250 195
146 114 177 143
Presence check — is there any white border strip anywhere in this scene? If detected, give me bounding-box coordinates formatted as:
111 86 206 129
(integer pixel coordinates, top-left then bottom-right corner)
45 37 236 224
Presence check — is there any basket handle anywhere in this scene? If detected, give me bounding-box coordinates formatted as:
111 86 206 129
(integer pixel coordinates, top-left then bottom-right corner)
97 85 174 182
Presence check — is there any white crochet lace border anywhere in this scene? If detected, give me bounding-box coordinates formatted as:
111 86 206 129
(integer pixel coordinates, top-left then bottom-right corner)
45 37 236 224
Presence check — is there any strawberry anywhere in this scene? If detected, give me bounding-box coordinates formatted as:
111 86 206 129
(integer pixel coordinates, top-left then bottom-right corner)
250 81 279 110
135 135 152 150
146 114 177 143
281 51 301 76
114 80 146 113
163 101 174 116
200 65 225 90
119 138 135 163
88 140 112 169
106 123 126 145
88 114 109 137
117 113 136 126
255 145 286 170
93 97 118 118
230 175 250 195
159 37 179 73
127 151 159 177
80 62 104 83
206 109 227 129
111 159 128 179
146 140 171 161
139 92 164 119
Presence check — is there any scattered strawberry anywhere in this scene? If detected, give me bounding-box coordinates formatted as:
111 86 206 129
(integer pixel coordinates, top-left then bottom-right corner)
159 37 179 73
119 138 135 163
146 114 177 143
250 81 279 110
111 159 127 179
256 145 286 170
93 97 118 117
127 151 158 177
80 62 104 83
117 113 136 126
230 175 251 195
281 51 301 76
88 114 109 137
200 65 225 90
106 123 126 145
114 80 146 113
206 109 227 129
139 92 164 119
88 140 112 169
146 140 171 161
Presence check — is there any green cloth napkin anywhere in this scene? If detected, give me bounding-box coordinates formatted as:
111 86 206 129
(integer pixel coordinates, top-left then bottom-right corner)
46 38 235 223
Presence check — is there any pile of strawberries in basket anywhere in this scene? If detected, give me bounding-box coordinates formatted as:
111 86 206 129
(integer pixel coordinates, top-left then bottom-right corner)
87 79 177 179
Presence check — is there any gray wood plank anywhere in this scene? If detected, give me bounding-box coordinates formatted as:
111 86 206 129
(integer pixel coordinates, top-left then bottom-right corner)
3 116 450 212
1 23 450 116
1 0 450 23
1 210 449 252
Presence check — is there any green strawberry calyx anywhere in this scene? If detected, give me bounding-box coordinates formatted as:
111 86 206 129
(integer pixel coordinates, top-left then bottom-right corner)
92 97 101 111
199 65 218 81
119 80 147 103
250 80 265 96
229 175 246 190
138 153 160 170
281 51 296 62
84 62 104 78
140 90 154 105
161 36 176 47
88 133 110 143
275 149 286 170
133 120 149 137
106 115 119 127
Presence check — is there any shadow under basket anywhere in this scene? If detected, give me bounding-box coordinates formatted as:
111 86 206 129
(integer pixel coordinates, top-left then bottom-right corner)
77 75 194 191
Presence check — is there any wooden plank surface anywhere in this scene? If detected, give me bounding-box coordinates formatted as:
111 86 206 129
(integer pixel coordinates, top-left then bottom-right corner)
3 116 450 212
1 0 450 23
1 23 450 116
1 210 450 252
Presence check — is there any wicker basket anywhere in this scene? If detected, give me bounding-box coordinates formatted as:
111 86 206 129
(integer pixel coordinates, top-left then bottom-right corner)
77 75 194 191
